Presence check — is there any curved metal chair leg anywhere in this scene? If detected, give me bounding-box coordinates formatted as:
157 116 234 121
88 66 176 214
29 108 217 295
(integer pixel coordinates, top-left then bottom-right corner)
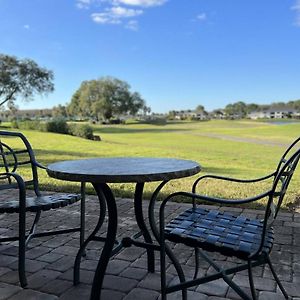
149 181 187 300
266 256 289 299
73 183 106 285
25 210 41 247
248 260 257 300
19 205 27 287
193 247 200 279
160 230 167 300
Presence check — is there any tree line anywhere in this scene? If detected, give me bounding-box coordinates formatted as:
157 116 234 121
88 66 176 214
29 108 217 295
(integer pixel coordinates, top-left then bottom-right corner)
1 53 300 122
169 101 300 119
0 54 150 122
221 100 300 118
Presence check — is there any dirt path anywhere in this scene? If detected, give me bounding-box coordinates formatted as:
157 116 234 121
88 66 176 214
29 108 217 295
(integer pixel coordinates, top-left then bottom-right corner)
192 132 289 147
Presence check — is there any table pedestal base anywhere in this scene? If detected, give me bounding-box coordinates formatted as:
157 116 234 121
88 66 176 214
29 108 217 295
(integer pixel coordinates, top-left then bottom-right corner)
74 182 159 300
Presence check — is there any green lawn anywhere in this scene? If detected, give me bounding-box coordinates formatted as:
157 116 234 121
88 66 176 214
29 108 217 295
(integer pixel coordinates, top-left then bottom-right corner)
1 120 300 209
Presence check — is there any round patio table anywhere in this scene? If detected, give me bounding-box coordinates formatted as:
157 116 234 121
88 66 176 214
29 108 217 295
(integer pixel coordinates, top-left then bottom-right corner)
47 157 200 300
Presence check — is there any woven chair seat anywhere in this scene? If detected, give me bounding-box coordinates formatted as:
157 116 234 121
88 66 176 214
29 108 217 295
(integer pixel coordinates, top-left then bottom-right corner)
0 193 81 213
165 207 274 259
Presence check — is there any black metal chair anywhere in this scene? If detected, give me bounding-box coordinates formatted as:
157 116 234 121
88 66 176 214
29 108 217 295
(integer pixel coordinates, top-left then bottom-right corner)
0 130 85 287
159 137 300 300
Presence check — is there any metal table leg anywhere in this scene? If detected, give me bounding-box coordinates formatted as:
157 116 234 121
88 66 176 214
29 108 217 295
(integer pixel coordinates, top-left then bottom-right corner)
80 182 86 255
73 183 106 286
133 182 155 272
90 183 118 300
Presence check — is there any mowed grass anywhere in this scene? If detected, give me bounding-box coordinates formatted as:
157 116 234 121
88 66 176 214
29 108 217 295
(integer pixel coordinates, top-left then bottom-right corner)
2 120 300 209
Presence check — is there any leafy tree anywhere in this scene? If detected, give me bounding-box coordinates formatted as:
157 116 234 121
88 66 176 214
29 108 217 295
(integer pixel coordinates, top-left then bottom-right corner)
211 109 224 118
68 77 147 121
224 104 234 116
260 104 270 111
52 104 68 118
225 101 247 117
142 105 151 115
195 105 205 112
195 104 208 115
245 103 259 113
0 54 54 108
167 110 176 120
288 99 300 110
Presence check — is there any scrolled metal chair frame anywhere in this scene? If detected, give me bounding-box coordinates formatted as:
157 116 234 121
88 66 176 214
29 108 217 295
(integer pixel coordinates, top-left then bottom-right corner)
0 131 85 288
159 137 300 300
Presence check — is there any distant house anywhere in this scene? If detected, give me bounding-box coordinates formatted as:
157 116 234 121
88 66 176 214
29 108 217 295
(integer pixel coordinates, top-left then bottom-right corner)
174 110 194 120
248 111 269 119
174 110 209 120
248 107 298 119
210 110 225 119
224 113 244 120
0 109 53 122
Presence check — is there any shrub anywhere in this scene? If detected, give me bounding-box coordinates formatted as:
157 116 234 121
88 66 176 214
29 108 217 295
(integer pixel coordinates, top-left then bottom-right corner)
45 118 69 134
10 118 94 140
68 123 94 140
11 120 19 129
11 120 45 131
109 118 124 124
142 117 167 125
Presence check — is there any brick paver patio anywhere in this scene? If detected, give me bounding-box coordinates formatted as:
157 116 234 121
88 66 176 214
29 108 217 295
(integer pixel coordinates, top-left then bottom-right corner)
0 190 299 300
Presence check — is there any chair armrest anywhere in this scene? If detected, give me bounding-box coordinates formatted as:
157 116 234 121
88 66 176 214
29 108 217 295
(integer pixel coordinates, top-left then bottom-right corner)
34 161 47 170
0 171 25 184
162 190 272 207
0 172 26 206
192 172 276 192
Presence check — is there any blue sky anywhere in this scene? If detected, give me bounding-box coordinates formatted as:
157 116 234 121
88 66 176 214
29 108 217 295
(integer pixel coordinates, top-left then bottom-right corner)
1 0 300 113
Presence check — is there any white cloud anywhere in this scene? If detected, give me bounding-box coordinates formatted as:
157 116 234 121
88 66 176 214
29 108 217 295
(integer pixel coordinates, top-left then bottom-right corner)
77 0 167 9
196 13 207 21
91 6 143 24
291 0 300 26
76 0 92 9
112 0 167 7
291 0 300 9
111 6 143 17
79 0 166 29
91 13 121 23
23 24 30 30
125 20 139 30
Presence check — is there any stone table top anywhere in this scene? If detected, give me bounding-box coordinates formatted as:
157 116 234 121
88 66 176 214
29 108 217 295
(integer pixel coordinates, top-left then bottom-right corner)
47 157 201 183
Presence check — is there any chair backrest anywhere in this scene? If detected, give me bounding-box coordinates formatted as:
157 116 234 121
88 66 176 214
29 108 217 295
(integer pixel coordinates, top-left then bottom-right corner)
271 137 300 218
275 137 300 175
0 131 40 195
255 137 300 258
